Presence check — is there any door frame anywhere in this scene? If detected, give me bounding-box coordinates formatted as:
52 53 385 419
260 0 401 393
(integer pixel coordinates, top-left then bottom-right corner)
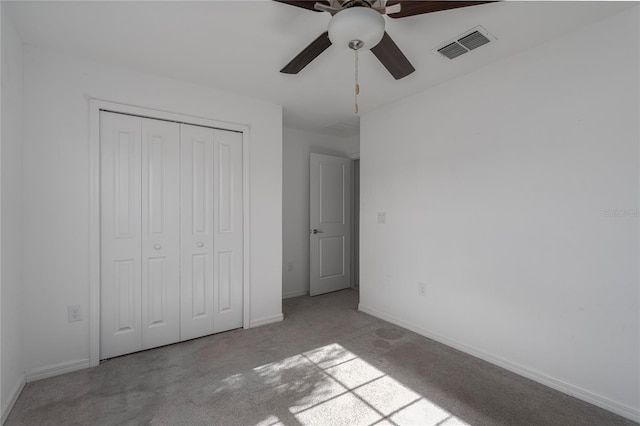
349 155 359 289
88 99 251 367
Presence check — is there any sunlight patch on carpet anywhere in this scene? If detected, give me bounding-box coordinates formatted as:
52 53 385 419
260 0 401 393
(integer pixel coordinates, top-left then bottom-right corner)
249 343 469 426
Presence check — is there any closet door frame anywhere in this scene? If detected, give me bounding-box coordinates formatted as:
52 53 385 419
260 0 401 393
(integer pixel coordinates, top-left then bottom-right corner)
88 99 251 367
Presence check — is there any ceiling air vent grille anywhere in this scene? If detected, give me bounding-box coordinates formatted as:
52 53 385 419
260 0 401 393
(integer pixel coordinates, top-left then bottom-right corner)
438 42 468 60
458 31 490 51
434 26 495 60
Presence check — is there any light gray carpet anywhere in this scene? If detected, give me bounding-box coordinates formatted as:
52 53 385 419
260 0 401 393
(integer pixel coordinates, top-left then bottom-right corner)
6 289 636 425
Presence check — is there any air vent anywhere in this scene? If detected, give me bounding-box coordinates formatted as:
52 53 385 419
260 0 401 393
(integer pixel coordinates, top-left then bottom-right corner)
434 26 495 60
458 31 490 51
438 42 468 60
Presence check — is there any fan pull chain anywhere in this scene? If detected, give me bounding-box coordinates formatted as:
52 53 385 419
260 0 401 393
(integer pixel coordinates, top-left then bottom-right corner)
354 48 360 114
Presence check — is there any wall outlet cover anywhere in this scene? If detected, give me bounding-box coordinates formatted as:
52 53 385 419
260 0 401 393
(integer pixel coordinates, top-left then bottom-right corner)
418 282 426 297
68 305 82 322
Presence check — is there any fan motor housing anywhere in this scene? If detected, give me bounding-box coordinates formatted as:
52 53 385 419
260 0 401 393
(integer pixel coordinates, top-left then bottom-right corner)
328 7 385 49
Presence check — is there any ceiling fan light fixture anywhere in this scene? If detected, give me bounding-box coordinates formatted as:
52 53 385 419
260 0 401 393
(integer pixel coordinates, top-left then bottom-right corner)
328 6 385 49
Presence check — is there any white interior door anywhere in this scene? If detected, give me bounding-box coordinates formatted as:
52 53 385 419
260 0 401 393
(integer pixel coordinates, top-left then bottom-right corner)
101 112 181 359
100 112 143 359
211 128 244 333
180 124 243 340
310 153 351 296
180 124 215 340
101 111 243 358
140 118 181 350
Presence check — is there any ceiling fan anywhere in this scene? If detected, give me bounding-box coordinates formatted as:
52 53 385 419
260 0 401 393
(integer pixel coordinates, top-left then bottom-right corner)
276 0 495 80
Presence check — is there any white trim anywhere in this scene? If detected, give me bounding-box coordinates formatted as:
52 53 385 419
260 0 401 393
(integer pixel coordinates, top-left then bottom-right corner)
358 304 640 423
348 152 360 160
249 313 284 328
283 289 308 299
90 99 249 133
89 101 100 367
89 99 252 366
242 128 252 330
1 373 26 425
26 359 90 383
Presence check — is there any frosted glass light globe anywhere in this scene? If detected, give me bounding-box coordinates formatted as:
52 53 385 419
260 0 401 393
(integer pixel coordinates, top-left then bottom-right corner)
328 7 385 49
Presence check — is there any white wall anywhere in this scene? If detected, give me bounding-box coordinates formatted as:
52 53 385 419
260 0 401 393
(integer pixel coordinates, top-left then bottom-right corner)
282 127 359 298
21 46 283 376
360 7 639 421
0 8 25 421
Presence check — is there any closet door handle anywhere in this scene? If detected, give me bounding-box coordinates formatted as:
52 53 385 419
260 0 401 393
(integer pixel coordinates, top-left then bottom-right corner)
154 244 162 250
197 242 204 248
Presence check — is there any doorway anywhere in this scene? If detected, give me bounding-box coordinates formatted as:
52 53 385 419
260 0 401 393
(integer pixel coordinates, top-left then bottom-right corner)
308 153 359 296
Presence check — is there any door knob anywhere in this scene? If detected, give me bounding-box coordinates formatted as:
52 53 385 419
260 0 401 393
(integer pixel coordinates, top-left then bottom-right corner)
312 229 324 234
197 242 204 248
154 244 161 250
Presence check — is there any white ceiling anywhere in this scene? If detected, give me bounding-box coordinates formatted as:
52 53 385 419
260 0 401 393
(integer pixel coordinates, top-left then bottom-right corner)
5 1 634 137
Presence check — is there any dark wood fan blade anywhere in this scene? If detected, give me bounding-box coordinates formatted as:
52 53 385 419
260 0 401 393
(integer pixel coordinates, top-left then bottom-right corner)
386 1 496 19
281 32 332 74
370 32 415 80
273 0 330 12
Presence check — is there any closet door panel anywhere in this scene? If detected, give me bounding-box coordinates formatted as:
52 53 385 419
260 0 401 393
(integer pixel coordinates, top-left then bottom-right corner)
100 111 143 359
141 118 181 350
180 124 216 340
213 130 244 333
101 113 244 355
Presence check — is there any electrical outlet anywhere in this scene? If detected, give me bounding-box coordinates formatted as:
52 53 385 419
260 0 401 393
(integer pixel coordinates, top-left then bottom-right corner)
68 305 82 322
287 262 294 272
418 282 426 297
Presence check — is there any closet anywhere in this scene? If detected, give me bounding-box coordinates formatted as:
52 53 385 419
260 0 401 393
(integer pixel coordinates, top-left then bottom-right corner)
99 111 243 360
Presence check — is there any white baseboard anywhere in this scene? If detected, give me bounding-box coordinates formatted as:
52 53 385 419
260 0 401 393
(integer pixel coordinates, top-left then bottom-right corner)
26 358 91 383
1 372 26 425
250 313 284 328
358 304 640 423
283 289 308 299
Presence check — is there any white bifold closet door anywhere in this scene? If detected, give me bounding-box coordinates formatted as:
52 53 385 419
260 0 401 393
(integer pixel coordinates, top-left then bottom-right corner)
180 124 243 340
100 112 243 360
100 112 181 359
